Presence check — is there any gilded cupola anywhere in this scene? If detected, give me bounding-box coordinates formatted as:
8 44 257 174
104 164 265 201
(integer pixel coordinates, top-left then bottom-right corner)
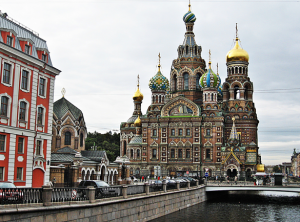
133 75 143 102
134 115 141 127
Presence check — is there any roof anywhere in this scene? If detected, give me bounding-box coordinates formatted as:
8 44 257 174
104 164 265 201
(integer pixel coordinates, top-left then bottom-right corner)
53 97 83 120
129 136 142 145
51 153 92 163
56 147 77 154
0 14 53 66
81 150 106 163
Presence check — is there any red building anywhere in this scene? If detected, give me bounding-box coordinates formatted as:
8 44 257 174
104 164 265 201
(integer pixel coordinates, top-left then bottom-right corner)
0 12 60 187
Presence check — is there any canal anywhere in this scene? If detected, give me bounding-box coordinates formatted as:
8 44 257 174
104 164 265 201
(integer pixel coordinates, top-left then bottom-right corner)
151 191 300 222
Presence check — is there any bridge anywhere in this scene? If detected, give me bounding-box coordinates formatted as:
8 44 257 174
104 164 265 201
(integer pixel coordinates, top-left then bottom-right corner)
206 184 300 193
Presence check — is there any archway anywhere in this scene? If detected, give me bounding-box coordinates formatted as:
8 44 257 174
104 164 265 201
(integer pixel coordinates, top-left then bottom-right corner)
32 169 44 188
86 170 90 180
100 166 105 181
246 169 251 181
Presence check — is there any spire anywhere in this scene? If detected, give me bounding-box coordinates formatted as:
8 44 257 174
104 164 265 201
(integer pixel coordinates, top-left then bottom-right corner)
208 49 211 69
137 74 140 88
236 23 239 41
188 0 191 11
158 53 161 72
229 117 239 140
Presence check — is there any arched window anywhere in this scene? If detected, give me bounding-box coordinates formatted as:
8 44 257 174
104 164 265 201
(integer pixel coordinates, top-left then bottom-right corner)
235 67 238 73
173 75 177 91
65 132 71 145
239 67 242 73
211 94 213 102
206 129 210 136
234 85 240 99
152 149 157 159
186 45 189 55
205 94 207 101
130 149 134 159
123 141 127 156
183 73 189 90
80 133 84 147
194 46 197 55
245 86 249 100
196 73 201 89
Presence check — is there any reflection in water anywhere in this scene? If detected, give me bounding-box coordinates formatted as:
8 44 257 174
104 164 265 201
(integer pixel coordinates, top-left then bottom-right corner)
151 192 300 222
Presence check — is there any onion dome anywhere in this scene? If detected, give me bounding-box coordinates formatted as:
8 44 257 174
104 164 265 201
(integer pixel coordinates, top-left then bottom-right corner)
183 3 196 23
149 53 170 91
200 62 220 88
133 75 143 102
226 38 249 63
134 115 141 127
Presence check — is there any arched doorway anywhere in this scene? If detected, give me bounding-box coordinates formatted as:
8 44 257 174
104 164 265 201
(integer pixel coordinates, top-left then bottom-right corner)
227 169 237 178
82 170 85 180
100 166 105 181
246 169 251 181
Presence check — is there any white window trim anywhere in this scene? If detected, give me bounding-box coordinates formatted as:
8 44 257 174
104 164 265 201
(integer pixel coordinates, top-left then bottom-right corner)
35 139 44 157
16 167 23 181
36 104 46 127
18 98 29 123
38 76 48 99
0 167 4 181
0 93 12 120
0 134 6 152
20 67 31 93
1 60 14 87
18 137 24 154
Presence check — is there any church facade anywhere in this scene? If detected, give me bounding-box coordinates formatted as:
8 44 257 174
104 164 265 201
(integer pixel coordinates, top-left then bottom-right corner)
120 4 259 180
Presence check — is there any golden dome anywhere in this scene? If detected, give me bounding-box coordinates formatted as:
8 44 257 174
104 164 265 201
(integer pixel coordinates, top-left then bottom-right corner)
134 115 141 127
226 38 249 63
133 87 143 102
256 164 265 172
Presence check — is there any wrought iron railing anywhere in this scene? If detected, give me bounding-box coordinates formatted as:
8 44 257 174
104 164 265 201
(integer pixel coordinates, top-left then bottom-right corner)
0 188 43 205
95 186 121 199
51 187 88 202
127 185 145 195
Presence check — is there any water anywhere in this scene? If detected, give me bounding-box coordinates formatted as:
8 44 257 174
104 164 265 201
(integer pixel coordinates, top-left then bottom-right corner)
151 191 300 222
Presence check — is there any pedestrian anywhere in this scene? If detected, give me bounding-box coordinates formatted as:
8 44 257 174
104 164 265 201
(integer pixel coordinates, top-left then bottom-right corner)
235 176 237 184
142 176 144 182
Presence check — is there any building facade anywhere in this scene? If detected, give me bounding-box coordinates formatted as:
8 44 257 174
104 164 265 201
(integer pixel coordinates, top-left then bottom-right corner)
0 12 60 187
120 5 259 180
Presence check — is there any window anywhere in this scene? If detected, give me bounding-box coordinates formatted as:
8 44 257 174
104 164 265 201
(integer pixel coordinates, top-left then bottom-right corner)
80 133 84 147
183 73 189 90
196 73 201 89
178 149 182 158
25 45 30 54
206 149 211 159
171 129 175 136
137 149 140 158
179 129 183 136
130 149 134 159
18 137 24 153
153 129 157 137
186 149 190 158
19 101 26 121
186 129 190 136
6 36 12 46
0 135 5 151
123 141 127 155
171 149 175 158
234 85 240 99
36 140 42 155
152 149 157 159
21 70 29 90
3 63 11 84
37 107 44 125
65 132 71 145
0 167 3 180
42 54 47 62
16 168 23 180
0 96 8 117
206 129 210 136
173 75 177 91
39 78 46 96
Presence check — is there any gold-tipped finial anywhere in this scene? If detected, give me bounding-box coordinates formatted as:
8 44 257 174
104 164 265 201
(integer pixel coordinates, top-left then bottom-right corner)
188 0 191 11
158 53 161 72
137 74 140 88
235 23 238 40
61 88 66 97
208 49 211 69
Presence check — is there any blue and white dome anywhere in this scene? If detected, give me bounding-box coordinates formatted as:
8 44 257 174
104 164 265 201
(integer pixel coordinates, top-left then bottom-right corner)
183 10 196 23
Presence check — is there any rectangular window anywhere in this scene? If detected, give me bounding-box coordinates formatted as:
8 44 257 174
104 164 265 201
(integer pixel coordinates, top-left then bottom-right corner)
39 78 45 96
153 129 157 137
21 70 29 90
0 96 8 117
19 102 26 121
152 149 157 159
171 149 175 158
0 167 3 180
179 129 183 136
18 137 24 153
0 135 5 151
16 167 23 180
37 107 43 125
206 149 211 159
186 149 190 158
178 149 182 158
36 140 41 155
42 54 47 62
6 36 12 46
3 63 11 84
171 129 175 136
24 45 30 54
206 129 210 136
186 129 190 136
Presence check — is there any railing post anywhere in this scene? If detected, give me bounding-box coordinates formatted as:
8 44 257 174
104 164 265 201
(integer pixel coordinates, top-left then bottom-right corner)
87 186 95 203
145 183 150 195
42 185 52 206
187 180 190 189
195 179 199 187
122 185 128 199
176 181 180 191
162 180 167 192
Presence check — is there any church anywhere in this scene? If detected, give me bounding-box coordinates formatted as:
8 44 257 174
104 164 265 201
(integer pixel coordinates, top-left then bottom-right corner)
120 4 259 180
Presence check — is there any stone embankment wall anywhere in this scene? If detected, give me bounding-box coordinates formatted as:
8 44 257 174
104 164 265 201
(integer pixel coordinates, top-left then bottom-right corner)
0 185 206 222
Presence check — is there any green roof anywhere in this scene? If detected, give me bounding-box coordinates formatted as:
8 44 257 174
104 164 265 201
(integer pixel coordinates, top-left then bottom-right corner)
53 97 83 119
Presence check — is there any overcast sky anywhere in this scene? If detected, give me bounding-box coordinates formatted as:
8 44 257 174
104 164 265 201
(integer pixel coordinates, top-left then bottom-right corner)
2 0 300 165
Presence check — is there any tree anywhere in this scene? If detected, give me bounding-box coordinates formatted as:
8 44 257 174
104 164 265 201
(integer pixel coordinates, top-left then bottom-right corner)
273 165 281 173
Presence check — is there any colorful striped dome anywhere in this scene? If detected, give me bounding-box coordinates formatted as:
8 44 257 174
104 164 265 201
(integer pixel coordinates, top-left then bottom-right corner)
149 71 169 91
200 64 220 88
183 11 196 23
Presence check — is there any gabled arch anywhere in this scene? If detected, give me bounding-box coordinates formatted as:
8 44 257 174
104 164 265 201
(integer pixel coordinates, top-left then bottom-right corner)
177 141 184 147
185 141 192 147
161 96 200 117
230 81 243 89
150 141 158 147
178 66 193 77
204 141 213 147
